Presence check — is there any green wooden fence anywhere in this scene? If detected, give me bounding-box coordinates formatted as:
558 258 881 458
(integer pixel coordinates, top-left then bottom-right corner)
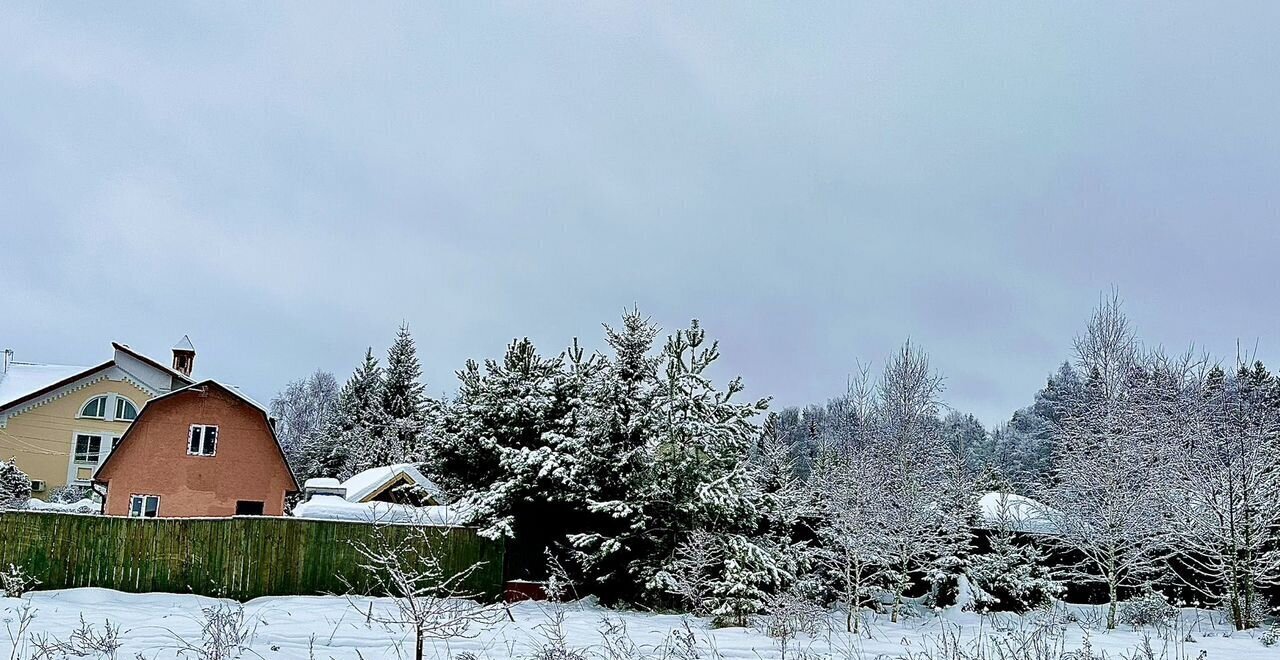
0 511 503 601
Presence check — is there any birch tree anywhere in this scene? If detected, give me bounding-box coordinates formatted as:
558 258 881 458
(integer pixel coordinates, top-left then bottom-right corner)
872 341 971 622
1040 294 1173 630
1167 360 1280 629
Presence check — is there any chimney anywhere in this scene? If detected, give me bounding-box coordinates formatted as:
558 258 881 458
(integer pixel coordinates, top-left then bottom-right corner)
2 349 12 374
171 335 196 377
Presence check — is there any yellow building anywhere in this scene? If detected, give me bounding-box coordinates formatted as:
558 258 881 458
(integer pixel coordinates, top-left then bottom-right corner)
0 338 195 499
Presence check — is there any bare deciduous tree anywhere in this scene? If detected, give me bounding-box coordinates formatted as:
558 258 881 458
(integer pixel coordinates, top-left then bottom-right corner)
350 524 500 660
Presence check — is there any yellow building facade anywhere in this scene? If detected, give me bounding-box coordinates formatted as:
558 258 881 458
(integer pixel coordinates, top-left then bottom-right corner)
0 340 195 499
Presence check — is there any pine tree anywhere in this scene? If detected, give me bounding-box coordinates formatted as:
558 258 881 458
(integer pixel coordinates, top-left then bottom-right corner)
556 310 660 598
0 459 31 509
640 321 771 605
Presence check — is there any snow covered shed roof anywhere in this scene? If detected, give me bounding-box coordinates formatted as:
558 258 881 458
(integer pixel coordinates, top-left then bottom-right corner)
341 464 442 504
976 492 1059 535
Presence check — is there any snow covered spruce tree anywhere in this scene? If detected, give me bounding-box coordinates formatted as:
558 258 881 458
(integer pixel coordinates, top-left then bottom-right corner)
327 348 391 479
380 324 433 465
562 317 782 616
967 492 1062 613
429 336 590 580
1038 294 1175 630
269 370 339 482
0 458 32 509
1166 360 1280 630
992 362 1081 493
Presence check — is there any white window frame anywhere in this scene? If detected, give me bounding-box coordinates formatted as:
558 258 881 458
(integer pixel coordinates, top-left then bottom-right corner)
129 494 160 518
66 431 123 486
188 424 218 457
77 393 141 422
114 396 139 421
73 433 102 464
78 395 108 420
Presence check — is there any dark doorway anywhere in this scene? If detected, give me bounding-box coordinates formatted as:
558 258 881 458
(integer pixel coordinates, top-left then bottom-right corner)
235 500 265 516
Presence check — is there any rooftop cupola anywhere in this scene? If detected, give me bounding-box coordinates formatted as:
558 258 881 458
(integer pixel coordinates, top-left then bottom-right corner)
172 335 196 377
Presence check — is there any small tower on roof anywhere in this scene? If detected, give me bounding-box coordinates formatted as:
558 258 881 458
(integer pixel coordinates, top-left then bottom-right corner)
171 335 196 377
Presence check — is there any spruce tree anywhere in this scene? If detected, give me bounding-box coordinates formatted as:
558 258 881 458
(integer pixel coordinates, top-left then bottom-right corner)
607 320 770 606
331 348 390 479
381 323 430 463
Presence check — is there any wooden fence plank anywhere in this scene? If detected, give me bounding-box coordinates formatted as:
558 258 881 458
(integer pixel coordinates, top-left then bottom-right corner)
0 511 503 601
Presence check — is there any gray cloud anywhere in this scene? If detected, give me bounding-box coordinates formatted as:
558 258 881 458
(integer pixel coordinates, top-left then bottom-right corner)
2 2 1278 427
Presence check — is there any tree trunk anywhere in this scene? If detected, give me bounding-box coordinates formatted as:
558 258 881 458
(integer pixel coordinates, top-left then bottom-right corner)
1106 581 1118 630
416 629 424 660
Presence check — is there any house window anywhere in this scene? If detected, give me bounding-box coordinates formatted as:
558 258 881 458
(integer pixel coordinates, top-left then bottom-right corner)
235 501 264 516
74 434 102 463
80 396 108 419
129 495 160 518
115 397 138 421
188 425 218 456
79 394 140 422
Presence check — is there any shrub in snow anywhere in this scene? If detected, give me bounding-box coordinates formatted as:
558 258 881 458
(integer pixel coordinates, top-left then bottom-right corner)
48 483 90 505
1261 621 1279 647
350 524 500 660
26 615 124 659
0 458 32 508
1119 588 1178 629
752 585 825 658
651 529 802 628
0 563 38 598
527 610 592 660
170 605 254 660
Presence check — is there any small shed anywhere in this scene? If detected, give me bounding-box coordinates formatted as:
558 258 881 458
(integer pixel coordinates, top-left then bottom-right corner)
340 463 443 506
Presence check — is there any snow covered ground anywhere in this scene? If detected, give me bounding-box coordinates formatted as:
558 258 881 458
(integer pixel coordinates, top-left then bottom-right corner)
2 589 1275 659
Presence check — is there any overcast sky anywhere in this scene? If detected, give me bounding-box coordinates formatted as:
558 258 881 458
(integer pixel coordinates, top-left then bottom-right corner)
2 3 1278 426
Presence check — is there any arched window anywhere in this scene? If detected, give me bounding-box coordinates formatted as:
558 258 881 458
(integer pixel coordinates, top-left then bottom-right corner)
115 397 138 421
79 395 108 419
78 393 141 421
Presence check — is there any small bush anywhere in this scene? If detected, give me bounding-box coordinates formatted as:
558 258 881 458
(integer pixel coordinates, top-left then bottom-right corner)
1119 589 1178 629
1261 621 1279 647
48 483 90 504
0 563 39 598
0 458 32 509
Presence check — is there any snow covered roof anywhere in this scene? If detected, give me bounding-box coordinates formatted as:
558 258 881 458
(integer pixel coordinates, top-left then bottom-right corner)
172 335 195 352
340 463 442 503
0 361 96 408
110 343 195 386
144 380 269 415
292 495 470 526
977 492 1059 535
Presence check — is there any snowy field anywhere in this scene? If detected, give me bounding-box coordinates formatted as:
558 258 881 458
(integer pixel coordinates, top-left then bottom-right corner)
3 589 1276 660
